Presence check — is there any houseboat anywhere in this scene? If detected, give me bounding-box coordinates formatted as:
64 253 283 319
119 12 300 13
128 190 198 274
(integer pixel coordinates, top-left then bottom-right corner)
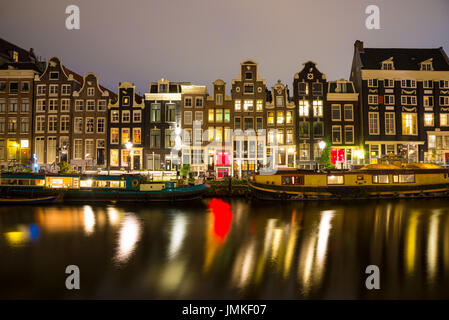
249 163 449 200
0 173 209 202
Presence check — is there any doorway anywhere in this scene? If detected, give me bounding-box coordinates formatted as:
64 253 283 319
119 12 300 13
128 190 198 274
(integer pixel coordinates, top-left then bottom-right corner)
133 155 141 170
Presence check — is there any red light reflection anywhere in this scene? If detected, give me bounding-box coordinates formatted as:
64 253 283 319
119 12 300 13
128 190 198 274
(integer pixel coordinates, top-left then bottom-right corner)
208 198 233 242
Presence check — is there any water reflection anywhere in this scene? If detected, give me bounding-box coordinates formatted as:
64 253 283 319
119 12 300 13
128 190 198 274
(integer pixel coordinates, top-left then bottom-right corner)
1 199 449 299
168 215 187 259
115 214 141 265
83 206 95 235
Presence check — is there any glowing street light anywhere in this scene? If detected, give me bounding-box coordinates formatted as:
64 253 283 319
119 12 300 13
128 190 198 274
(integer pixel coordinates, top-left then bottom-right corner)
319 140 326 150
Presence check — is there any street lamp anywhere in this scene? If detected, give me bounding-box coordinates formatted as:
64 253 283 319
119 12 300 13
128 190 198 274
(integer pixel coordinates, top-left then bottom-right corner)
125 141 133 173
319 140 326 151
317 140 327 171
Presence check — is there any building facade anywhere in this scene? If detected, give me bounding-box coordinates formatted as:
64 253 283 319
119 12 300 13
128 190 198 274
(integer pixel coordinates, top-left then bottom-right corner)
145 79 186 171
351 40 449 164
0 38 43 169
108 82 144 171
266 80 296 169
71 73 116 171
204 79 234 178
325 79 363 168
293 61 327 169
231 60 267 178
181 84 208 174
33 57 82 168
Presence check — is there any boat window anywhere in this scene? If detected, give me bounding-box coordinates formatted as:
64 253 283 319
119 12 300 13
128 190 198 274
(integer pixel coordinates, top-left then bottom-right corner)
327 175 344 185
109 181 126 188
393 174 415 183
46 177 74 188
372 175 390 184
1 178 45 186
282 176 304 185
80 179 94 188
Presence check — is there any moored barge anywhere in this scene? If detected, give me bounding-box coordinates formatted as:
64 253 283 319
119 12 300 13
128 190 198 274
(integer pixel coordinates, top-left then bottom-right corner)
249 163 449 200
0 173 209 202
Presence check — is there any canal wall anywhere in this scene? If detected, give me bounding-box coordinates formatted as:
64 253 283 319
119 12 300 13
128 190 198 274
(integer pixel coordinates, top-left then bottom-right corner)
205 179 251 198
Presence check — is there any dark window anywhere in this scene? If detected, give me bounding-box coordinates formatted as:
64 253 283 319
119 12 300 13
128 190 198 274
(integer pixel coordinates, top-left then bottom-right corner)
244 84 254 93
299 121 309 136
313 122 323 136
235 117 241 130
256 118 263 130
49 72 59 80
159 84 168 93
150 129 161 148
312 83 322 96
0 82 6 92
244 118 254 130
9 82 18 93
245 72 253 80
298 82 307 95
21 82 30 92
166 104 176 122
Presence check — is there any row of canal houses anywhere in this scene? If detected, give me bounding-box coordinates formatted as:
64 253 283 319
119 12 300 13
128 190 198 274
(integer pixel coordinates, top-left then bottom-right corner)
1 38 449 178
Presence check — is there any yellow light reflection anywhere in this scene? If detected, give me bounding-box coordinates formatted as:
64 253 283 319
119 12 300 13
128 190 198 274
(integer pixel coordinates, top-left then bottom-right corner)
233 241 256 289
115 214 141 264
83 205 95 235
5 231 28 246
427 212 440 284
168 215 187 259
107 207 121 226
283 219 299 279
405 212 419 276
297 210 335 296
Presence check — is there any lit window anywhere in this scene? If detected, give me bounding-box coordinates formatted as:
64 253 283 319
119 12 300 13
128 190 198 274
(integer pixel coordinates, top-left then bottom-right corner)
327 175 344 185
299 100 309 117
312 100 323 117
424 113 434 126
267 112 274 125
277 111 284 124
244 100 253 111
402 113 417 135
234 100 241 111
208 109 214 122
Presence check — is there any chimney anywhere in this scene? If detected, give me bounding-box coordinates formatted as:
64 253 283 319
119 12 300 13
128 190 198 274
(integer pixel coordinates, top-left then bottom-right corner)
354 40 364 53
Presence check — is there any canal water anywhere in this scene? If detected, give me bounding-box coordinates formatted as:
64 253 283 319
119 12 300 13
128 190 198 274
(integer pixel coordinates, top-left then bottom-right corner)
1 198 449 299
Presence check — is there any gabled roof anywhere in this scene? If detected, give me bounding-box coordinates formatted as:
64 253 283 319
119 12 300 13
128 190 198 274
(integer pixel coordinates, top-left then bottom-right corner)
62 65 117 100
358 47 449 71
0 37 37 63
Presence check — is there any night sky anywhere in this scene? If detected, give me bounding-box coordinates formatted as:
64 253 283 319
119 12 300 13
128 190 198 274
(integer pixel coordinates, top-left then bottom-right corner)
1 0 448 95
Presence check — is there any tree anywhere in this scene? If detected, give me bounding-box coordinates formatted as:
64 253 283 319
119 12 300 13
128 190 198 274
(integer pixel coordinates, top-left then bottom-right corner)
58 161 72 174
180 164 191 178
317 136 333 169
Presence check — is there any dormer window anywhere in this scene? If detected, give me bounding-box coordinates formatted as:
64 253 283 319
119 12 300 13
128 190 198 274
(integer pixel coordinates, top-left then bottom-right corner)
382 62 394 70
159 84 168 93
421 62 433 71
12 51 18 63
381 57 394 70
